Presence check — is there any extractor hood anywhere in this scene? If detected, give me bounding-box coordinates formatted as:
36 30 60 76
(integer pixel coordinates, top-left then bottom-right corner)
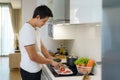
49 0 70 24
51 19 70 24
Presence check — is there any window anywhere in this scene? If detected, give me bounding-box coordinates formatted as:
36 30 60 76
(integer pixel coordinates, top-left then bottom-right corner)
0 4 14 56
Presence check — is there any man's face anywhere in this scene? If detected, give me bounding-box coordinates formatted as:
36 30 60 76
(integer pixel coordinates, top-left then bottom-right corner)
36 16 49 28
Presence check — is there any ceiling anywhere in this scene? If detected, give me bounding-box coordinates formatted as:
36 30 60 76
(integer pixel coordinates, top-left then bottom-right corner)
0 0 21 9
1 0 120 9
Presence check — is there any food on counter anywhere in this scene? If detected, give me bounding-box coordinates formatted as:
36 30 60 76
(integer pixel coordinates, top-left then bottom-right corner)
53 64 73 75
74 57 95 67
87 59 95 67
60 67 65 72
74 57 89 66
57 67 73 75
55 55 66 59
74 57 96 74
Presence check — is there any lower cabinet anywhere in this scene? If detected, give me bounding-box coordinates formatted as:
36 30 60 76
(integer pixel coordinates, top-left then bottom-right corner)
9 53 21 69
41 71 52 80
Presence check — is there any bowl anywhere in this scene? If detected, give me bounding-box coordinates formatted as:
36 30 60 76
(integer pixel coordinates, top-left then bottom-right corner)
76 65 92 74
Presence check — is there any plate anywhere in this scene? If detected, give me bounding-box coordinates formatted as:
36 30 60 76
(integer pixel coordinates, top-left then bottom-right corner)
53 67 73 75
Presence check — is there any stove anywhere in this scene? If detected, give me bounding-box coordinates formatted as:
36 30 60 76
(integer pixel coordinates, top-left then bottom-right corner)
46 63 94 77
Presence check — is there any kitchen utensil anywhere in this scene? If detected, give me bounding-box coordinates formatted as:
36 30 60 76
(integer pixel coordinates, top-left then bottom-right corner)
67 55 78 66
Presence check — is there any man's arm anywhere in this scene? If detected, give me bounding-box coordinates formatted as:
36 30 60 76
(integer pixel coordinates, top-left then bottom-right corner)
41 40 52 59
25 44 61 67
25 44 52 64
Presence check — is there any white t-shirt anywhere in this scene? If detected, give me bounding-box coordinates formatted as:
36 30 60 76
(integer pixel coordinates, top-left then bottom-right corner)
19 23 42 73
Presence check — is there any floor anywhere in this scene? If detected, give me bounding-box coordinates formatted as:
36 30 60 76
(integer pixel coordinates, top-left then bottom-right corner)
0 57 21 80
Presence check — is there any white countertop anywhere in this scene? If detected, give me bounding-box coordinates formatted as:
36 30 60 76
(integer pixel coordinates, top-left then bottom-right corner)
42 64 101 80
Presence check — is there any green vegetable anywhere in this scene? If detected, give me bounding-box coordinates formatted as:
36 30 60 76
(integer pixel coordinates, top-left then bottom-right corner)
74 57 89 65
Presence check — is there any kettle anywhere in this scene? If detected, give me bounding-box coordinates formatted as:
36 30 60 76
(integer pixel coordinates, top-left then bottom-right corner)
67 55 78 66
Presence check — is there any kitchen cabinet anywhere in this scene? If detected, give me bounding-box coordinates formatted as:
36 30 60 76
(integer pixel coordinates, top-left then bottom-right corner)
9 53 21 69
41 66 53 80
48 24 76 40
70 0 102 24
41 71 52 80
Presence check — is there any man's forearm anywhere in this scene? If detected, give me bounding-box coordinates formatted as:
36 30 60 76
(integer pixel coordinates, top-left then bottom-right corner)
31 53 52 64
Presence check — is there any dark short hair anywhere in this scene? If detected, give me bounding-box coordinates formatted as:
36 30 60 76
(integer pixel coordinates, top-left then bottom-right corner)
33 5 53 19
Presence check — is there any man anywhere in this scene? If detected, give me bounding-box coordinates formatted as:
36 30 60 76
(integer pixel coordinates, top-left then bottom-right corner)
19 5 61 80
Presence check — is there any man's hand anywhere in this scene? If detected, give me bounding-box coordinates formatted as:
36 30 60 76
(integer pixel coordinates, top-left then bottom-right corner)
50 60 63 69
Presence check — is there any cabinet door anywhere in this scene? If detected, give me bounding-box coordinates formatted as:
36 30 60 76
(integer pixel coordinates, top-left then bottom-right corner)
41 71 52 80
70 0 102 24
41 73 45 80
41 71 50 80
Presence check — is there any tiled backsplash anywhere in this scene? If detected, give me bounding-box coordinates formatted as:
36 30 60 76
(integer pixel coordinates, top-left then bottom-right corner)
65 23 101 62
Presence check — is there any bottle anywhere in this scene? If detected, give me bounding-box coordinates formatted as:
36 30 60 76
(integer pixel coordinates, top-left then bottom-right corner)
59 45 64 55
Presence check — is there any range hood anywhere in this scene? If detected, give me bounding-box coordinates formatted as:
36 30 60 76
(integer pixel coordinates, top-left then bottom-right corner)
49 0 70 24
51 19 70 24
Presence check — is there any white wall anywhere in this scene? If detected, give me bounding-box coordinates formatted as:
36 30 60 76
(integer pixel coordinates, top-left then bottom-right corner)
22 0 37 25
65 23 101 62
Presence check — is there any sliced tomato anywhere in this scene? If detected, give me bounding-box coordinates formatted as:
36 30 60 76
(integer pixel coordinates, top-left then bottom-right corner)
65 70 71 73
60 67 65 72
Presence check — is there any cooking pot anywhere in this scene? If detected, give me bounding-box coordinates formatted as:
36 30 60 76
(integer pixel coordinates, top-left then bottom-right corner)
67 55 78 66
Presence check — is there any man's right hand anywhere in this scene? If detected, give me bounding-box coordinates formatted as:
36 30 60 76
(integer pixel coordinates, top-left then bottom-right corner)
50 60 63 69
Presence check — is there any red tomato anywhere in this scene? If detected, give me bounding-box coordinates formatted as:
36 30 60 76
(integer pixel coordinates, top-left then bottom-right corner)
65 70 71 73
60 67 65 72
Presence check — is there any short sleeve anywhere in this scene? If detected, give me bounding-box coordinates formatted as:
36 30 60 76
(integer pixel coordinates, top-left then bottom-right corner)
20 26 36 46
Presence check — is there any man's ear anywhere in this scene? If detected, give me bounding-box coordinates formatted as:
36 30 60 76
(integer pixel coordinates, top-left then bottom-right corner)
36 15 40 20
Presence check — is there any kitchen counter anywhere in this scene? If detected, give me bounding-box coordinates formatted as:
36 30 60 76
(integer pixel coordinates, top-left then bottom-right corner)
42 63 101 80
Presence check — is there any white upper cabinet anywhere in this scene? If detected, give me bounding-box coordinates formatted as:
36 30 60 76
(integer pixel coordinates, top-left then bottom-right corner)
70 0 102 24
